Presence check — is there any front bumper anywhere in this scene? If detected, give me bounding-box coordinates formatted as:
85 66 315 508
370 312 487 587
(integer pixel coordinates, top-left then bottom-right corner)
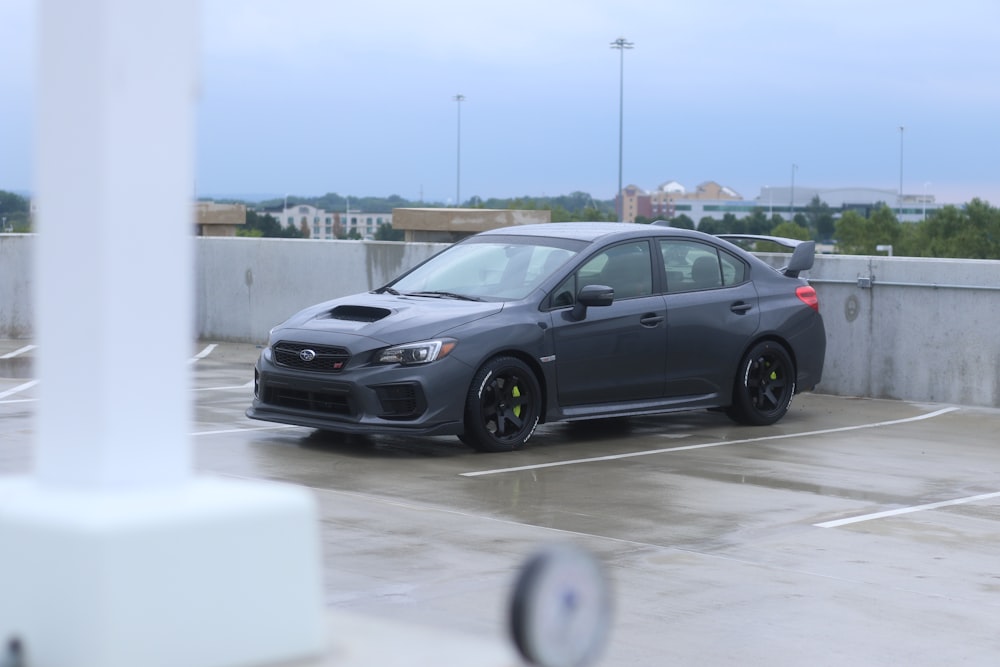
246 347 472 437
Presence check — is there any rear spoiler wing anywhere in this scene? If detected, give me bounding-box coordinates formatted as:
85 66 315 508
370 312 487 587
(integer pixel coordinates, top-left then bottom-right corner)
716 234 815 278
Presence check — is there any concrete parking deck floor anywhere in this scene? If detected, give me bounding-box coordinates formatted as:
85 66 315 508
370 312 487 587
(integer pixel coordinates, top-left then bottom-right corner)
3 340 1000 666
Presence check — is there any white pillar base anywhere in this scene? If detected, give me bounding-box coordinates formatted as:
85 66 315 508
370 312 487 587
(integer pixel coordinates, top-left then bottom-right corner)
0 476 325 667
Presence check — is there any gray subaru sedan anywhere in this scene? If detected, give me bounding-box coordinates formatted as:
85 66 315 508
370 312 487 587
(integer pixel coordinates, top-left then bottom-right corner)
247 222 825 452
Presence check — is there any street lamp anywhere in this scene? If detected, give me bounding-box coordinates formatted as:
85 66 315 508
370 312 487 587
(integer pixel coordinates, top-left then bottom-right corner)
790 163 798 221
610 36 634 221
454 94 465 207
898 125 905 208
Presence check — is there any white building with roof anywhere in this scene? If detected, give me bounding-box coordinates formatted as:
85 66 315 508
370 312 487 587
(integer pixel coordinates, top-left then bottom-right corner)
274 204 393 240
620 181 942 224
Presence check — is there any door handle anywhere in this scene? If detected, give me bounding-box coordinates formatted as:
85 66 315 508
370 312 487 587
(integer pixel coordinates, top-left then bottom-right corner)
730 302 753 314
639 314 665 327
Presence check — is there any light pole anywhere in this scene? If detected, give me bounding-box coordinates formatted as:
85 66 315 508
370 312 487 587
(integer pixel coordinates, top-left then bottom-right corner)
790 163 798 221
454 94 465 207
610 37 634 221
898 125 905 208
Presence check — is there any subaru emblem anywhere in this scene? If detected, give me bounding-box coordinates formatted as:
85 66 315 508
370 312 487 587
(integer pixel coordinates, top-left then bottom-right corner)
299 349 316 362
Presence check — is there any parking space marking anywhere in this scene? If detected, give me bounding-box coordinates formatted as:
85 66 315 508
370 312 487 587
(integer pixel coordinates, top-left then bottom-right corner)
189 343 218 363
0 380 39 401
815 491 1000 528
461 407 960 477
195 381 254 392
191 424 301 436
0 345 35 359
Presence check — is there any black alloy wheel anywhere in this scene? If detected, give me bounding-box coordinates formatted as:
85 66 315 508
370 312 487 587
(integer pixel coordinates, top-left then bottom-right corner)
462 356 541 452
727 341 796 426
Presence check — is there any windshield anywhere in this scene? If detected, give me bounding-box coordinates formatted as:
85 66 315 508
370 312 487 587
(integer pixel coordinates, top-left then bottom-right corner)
389 236 584 301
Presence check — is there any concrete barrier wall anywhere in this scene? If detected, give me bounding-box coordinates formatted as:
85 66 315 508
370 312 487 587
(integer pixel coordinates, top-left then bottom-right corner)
3 234 999 408
756 252 1000 407
195 237 446 343
0 235 34 339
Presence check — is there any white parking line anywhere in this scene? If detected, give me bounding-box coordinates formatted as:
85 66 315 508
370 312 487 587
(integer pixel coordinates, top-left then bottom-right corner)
189 343 218 363
191 424 301 436
461 407 961 477
0 345 36 359
194 381 254 392
815 491 1000 528
0 379 39 401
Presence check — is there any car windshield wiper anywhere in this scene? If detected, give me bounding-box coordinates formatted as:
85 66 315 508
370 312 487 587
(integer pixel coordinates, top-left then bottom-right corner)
405 290 483 301
375 286 401 295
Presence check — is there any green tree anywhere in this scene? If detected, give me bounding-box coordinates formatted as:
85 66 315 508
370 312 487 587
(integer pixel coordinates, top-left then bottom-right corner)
669 214 695 229
906 199 1000 258
743 209 771 235
238 210 304 238
0 190 31 231
721 213 743 233
375 223 404 241
770 221 811 241
803 195 835 240
697 217 723 234
834 205 900 255
0 190 29 214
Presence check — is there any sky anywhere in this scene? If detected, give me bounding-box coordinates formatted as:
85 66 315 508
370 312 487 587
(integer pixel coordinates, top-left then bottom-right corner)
2 0 1000 206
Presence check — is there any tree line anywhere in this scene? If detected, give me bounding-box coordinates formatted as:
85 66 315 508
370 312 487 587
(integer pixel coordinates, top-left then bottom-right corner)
4 188 999 259
0 191 31 232
646 195 1000 260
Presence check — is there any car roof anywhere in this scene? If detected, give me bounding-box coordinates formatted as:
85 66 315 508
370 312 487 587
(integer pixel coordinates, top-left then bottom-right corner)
476 221 710 243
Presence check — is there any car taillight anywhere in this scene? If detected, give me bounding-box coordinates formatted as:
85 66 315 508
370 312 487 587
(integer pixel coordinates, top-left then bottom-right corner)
796 285 819 311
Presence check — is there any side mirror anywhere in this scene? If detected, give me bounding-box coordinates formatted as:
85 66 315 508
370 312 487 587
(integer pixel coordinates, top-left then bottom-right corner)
570 284 614 320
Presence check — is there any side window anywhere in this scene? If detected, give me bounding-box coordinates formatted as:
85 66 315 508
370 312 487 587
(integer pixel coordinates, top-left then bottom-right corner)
589 242 653 300
719 249 747 285
548 242 653 308
660 240 728 292
550 274 576 308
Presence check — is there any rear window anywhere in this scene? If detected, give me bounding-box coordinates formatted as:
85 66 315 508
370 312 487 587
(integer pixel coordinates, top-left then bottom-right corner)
660 240 747 293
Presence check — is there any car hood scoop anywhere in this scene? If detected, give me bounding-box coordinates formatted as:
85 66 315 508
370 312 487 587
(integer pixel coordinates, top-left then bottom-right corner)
281 293 504 343
326 305 391 323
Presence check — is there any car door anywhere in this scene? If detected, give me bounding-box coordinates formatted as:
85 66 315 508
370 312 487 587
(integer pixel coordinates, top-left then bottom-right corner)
659 239 760 398
549 241 668 406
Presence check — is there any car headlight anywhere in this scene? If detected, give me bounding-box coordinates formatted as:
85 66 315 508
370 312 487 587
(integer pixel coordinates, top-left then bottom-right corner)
376 339 457 365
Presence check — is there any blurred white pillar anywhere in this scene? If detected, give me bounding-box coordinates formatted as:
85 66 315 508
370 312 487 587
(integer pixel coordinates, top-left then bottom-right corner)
34 0 195 489
0 2 325 666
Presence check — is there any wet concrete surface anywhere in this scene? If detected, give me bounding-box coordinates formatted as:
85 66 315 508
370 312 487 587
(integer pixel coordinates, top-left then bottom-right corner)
2 340 1000 665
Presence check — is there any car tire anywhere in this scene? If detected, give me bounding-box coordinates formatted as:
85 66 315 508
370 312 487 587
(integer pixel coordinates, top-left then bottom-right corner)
461 356 541 452
727 341 796 426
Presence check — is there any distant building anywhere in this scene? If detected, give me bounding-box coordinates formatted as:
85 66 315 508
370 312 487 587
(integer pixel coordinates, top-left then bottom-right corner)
758 186 937 222
270 204 393 240
619 180 744 224
391 208 551 243
194 202 246 236
619 181 941 225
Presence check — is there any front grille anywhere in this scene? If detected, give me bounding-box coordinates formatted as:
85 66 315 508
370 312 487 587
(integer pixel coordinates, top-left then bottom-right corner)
263 386 352 415
273 341 350 373
374 383 423 420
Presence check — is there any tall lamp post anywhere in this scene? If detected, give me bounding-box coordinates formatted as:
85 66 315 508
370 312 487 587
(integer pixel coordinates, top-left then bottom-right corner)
790 163 798 221
454 94 465 207
898 125 905 209
610 37 634 221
